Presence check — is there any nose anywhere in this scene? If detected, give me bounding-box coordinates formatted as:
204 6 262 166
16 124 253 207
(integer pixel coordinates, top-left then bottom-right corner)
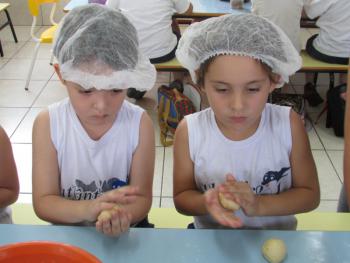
230 91 244 112
93 91 108 114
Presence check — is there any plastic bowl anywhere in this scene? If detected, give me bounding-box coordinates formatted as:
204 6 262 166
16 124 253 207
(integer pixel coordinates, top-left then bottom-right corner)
0 241 101 263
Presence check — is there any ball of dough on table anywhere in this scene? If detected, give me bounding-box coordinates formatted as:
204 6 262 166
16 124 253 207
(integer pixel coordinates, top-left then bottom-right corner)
261 238 287 263
97 205 120 221
218 192 240 211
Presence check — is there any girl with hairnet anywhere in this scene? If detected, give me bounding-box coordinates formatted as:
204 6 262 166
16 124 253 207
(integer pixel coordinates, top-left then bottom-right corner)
32 4 156 236
173 14 320 230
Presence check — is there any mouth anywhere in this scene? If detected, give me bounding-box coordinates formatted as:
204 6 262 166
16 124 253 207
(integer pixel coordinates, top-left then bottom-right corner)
230 116 247 123
91 114 109 120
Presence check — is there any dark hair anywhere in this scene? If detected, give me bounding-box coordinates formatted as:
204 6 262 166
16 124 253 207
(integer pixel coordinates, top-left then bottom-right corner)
196 55 280 88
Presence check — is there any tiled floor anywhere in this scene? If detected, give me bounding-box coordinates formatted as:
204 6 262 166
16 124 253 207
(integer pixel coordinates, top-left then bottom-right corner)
0 26 344 211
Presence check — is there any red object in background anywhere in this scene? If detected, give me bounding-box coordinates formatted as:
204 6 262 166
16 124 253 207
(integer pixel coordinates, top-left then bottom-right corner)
0 241 101 263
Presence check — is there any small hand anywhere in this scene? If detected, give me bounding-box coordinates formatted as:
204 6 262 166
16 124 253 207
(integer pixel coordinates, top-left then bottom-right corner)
95 205 132 237
220 174 258 216
204 188 242 228
87 186 139 222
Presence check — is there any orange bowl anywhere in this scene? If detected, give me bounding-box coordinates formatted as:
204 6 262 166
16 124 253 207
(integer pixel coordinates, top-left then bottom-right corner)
0 241 101 263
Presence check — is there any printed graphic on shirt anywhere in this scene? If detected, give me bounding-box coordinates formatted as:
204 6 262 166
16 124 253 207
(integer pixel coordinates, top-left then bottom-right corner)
200 167 291 195
253 167 290 194
61 177 127 200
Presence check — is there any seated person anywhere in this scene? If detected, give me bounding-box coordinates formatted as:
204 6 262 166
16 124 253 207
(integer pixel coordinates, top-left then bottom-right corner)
303 0 350 107
106 0 193 99
32 4 156 236
173 14 320 230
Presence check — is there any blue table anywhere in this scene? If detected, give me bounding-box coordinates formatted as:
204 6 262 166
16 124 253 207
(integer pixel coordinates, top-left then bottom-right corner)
63 0 251 16
0 224 350 262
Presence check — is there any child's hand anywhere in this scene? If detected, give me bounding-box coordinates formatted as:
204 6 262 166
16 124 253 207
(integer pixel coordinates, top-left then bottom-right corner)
95 205 132 237
220 174 258 217
86 186 139 222
204 187 242 228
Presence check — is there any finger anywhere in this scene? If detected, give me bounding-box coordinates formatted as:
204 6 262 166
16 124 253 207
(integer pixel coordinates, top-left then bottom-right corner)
116 185 140 196
95 220 103 233
99 202 117 213
102 218 113 236
118 209 131 233
106 190 138 205
225 173 236 182
110 211 122 237
222 214 242 228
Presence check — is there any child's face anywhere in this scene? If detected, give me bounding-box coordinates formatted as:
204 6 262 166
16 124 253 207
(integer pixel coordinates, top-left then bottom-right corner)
54 64 126 128
65 81 126 128
203 55 277 140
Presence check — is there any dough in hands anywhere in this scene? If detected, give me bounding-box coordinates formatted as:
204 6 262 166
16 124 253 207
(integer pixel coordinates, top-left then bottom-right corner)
262 238 287 263
218 192 240 211
97 205 120 221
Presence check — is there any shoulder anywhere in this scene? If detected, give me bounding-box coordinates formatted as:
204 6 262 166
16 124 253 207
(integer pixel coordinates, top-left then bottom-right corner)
186 108 211 123
139 111 153 131
289 109 305 135
33 109 50 134
0 126 10 147
265 103 291 121
122 100 144 114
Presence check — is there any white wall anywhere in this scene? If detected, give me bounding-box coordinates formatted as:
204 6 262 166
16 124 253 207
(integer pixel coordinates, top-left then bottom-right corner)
1 0 70 26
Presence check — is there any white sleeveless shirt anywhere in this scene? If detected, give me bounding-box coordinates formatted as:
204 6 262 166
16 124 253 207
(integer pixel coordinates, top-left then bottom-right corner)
186 103 296 230
49 98 143 201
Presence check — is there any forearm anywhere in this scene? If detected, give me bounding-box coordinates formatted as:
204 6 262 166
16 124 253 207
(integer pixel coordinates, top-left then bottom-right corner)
122 195 152 224
255 187 319 216
0 188 19 208
34 195 92 224
174 190 207 216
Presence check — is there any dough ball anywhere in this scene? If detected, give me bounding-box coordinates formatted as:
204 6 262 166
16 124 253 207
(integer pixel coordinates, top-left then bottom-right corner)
218 192 240 211
97 205 120 221
262 238 287 263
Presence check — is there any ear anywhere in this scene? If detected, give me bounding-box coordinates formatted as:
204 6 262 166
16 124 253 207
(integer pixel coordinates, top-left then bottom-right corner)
53 64 65 85
269 75 282 93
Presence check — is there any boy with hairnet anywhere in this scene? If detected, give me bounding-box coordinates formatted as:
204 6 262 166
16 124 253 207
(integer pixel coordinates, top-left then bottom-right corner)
106 0 193 100
32 4 156 236
173 14 320 230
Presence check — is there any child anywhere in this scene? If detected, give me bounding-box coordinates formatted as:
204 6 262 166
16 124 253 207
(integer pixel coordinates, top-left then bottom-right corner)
105 0 193 99
0 126 19 224
251 0 307 52
173 14 320 230
303 0 350 107
32 4 156 236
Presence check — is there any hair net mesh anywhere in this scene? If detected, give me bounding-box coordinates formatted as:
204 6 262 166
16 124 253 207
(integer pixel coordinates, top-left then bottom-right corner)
53 4 156 91
176 14 302 87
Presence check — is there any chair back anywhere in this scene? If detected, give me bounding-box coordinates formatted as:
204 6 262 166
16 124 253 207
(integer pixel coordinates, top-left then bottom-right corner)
28 0 59 17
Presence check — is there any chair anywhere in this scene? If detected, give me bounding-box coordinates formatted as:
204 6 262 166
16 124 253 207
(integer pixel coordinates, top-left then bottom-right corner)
25 0 59 91
0 3 18 57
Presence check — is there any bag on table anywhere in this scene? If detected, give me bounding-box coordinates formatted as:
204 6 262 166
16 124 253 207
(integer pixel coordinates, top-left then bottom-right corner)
157 82 196 146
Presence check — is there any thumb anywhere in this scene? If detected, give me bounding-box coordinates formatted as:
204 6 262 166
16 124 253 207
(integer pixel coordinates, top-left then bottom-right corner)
226 173 236 182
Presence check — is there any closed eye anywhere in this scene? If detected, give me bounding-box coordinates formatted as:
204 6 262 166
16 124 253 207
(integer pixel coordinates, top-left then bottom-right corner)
79 89 93 94
112 89 122 93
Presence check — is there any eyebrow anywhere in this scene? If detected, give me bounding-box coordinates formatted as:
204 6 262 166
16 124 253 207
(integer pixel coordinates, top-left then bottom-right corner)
209 78 267 85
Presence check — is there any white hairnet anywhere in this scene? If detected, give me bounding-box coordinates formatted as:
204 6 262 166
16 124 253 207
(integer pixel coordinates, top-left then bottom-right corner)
176 14 302 88
53 4 156 91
